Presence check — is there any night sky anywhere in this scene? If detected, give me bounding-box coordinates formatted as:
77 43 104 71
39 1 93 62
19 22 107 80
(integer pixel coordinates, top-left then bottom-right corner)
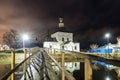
0 0 120 49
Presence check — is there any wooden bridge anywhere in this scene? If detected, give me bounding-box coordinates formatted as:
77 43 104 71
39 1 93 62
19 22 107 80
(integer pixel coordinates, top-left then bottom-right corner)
1 47 120 80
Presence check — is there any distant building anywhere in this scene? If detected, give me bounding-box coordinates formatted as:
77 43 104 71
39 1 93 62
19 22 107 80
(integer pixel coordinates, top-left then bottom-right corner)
0 44 10 51
44 18 80 72
89 37 120 54
43 18 80 52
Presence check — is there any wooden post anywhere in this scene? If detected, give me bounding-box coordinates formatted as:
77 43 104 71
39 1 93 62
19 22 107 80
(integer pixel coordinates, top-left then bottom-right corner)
50 48 52 54
24 49 27 80
28 49 30 64
54 49 56 72
11 50 15 80
85 58 92 80
61 52 65 80
48 48 49 54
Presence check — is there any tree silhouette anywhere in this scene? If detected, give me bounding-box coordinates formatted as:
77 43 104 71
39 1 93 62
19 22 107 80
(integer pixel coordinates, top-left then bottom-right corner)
90 44 98 50
3 29 18 49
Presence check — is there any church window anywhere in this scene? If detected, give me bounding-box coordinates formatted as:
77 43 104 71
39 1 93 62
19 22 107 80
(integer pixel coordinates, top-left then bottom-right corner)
62 46 64 49
62 37 64 41
67 38 69 41
50 45 52 48
75 46 77 50
75 63 77 67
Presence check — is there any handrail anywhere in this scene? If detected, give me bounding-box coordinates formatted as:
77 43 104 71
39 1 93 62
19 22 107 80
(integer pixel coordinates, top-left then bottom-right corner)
2 47 120 80
61 50 120 67
0 51 36 80
45 47 120 67
41 51 51 80
43 49 76 80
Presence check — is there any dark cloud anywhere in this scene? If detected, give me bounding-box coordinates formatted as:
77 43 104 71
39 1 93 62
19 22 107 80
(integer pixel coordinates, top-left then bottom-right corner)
0 0 120 48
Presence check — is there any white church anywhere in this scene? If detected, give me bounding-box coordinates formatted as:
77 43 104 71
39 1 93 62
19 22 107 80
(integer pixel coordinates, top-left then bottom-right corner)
43 18 80 52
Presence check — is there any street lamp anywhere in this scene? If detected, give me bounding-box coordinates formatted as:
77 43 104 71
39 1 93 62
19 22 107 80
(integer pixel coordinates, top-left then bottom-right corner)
105 33 110 40
104 33 111 78
22 34 29 49
22 34 29 79
105 33 110 58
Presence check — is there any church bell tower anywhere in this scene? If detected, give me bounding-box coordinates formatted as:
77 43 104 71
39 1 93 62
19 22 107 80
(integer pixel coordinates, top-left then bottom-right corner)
59 18 64 28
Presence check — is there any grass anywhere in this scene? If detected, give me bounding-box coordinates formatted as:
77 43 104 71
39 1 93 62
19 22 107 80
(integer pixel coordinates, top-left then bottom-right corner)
0 53 25 78
0 53 11 64
0 48 39 78
0 53 24 65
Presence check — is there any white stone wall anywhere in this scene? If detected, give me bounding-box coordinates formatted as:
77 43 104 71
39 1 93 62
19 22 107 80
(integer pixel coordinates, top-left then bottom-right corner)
74 43 80 52
44 31 80 52
44 41 80 52
64 42 80 52
51 32 73 42
43 42 60 49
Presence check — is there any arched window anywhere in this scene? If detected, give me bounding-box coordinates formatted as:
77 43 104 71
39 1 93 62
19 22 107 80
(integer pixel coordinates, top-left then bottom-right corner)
62 46 64 50
62 37 64 42
67 38 69 41
50 45 52 48
75 46 77 50
75 63 77 67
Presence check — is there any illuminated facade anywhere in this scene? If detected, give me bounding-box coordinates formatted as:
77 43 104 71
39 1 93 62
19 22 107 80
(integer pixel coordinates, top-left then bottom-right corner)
43 18 80 73
43 18 80 52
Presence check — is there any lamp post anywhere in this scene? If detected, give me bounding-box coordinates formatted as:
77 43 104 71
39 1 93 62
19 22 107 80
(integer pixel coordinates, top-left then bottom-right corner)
22 34 29 49
105 33 110 58
22 34 29 80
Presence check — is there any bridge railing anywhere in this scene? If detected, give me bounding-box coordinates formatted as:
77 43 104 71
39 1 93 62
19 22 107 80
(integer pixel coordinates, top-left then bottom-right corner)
1 48 76 80
46 47 120 67
43 49 76 80
62 50 120 67
0 49 37 80
45 48 120 80
2 47 120 80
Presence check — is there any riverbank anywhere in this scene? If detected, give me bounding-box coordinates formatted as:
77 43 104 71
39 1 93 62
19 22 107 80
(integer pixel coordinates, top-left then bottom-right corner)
0 53 24 78
0 64 11 78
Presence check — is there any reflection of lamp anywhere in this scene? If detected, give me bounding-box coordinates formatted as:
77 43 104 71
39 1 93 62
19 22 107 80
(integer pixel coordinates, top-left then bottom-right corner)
105 33 110 58
106 76 110 80
105 33 111 80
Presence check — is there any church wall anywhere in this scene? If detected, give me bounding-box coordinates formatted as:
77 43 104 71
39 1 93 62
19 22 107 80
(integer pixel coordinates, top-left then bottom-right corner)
43 42 60 49
51 32 73 42
65 43 80 52
74 43 80 52
64 45 73 51
45 18 80 53
43 41 80 52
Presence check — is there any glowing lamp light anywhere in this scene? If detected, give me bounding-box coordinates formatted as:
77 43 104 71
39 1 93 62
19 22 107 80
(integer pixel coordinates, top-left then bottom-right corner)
22 34 29 41
105 33 110 38
22 34 29 49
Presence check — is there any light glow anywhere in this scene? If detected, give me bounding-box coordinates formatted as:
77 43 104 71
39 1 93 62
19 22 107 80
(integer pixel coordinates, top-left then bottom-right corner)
106 76 110 80
22 34 29 41
105 33 110 38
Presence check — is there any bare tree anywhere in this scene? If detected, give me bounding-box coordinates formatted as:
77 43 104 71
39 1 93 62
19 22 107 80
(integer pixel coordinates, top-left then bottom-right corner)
90 44 98 50
3 29 18 48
